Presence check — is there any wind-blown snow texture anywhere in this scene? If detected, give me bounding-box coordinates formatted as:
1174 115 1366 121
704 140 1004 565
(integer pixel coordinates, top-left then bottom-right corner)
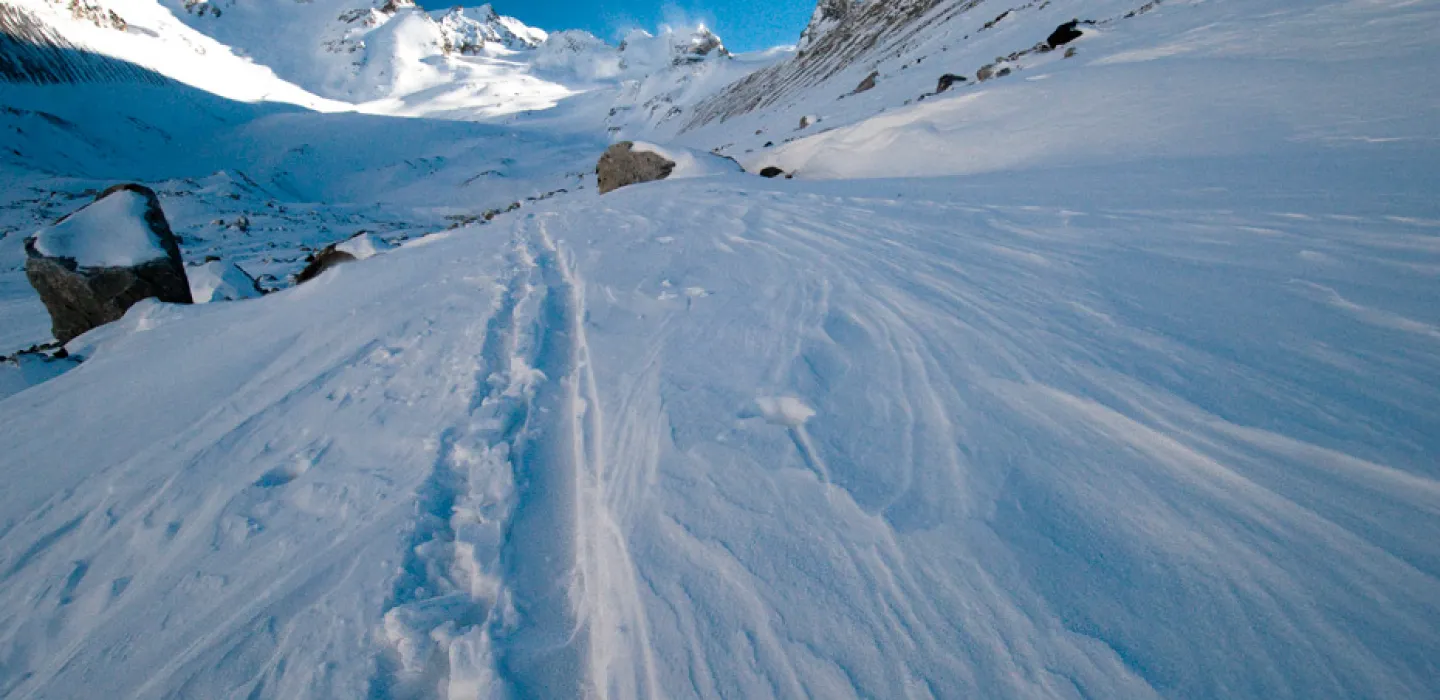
1 0 1438 698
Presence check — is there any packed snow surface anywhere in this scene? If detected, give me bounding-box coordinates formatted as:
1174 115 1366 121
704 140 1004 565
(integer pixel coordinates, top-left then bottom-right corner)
1 0 1438 697
31 189 167 267
3 162 1438 698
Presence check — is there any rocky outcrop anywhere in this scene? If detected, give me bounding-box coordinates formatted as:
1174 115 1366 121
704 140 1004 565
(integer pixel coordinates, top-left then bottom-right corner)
1 5 167 85
686 0 980 128
295 231 396 283
678 27 728 63
24 184 192 344
596 142 676 194
436 4 546 55
851 70 879 94
295 247 356 284
797 0 856 56
935 73 966 93
758 166 786 178
1046 20 1085 49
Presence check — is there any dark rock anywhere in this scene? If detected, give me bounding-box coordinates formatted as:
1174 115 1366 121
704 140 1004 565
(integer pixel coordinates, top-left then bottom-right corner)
976 64 996 82
759 167 786 178
851 70 879 94
24 184 191 344
996 67 1012 78
1046 20 1085 49
595 141 676 195
295 246 357 284
936 73 966 93
799 115 811 129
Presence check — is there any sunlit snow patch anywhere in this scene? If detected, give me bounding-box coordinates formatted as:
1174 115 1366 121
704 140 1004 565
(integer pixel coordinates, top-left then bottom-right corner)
32 189 166 268
335 232 397 260
754 395 816 427
188 261 263 303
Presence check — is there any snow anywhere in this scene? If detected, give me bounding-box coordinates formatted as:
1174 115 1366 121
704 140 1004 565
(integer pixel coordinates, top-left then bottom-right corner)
31 189 168 267
334 232 396 261
1 0 1439 697
630 141 743 180
187 260 261 303
754 396 816 427
3 162 1438 697
0 352 80 401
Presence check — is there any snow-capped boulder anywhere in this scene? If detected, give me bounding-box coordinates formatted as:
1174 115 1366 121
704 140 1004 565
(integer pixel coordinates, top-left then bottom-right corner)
24 184 192 343
295 231 395 283
597 142 675 194
597 142 743 194
187 260 263 303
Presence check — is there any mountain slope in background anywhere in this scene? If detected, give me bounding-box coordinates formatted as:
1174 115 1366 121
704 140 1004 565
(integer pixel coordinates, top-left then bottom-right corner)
1 0 1437 698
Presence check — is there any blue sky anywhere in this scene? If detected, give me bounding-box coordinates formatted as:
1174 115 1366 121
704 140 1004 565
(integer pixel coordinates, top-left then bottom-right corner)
455 1 818 53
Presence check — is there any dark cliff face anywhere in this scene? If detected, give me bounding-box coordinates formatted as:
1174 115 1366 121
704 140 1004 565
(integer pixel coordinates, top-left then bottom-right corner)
0 5 168 85
685 0 986 129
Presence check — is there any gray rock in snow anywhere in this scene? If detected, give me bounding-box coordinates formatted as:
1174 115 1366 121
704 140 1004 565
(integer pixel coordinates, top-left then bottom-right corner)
295 247 357 284
851 70 879 94
596 142 676 195
936 73 966 93
24 184 192 344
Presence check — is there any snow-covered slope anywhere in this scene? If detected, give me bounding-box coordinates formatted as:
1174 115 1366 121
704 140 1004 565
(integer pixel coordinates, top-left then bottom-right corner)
3 154 1438 699
680 0 1440 174
1 0 1438 698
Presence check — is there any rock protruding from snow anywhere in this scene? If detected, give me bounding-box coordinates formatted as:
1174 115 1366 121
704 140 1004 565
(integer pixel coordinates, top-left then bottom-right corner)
187 260 263 303
597 142 744 193
0 5 166 85
295 232 395 284
798 0 856 56
596 142 676 194
434 4 546 54
24 184 192 343
1046 20 1086 49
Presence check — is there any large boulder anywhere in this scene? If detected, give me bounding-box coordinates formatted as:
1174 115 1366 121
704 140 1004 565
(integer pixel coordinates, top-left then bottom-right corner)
596 142 676 194
24 183 191 344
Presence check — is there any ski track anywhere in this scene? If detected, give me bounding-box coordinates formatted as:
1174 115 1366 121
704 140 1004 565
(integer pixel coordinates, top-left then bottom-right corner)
373 218 657 699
